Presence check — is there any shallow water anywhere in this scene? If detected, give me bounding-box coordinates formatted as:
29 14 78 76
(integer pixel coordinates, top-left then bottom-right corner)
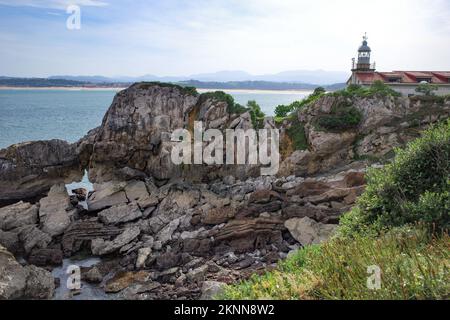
52 257 111 300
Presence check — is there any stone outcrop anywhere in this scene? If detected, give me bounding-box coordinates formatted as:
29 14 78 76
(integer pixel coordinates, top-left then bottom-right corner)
0 245 55 299
280 95 450 176
39 183 76 237
0 140 81 205
284 217 338 246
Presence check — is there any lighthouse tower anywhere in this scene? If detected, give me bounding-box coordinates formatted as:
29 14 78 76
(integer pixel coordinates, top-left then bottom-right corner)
350 33 376 84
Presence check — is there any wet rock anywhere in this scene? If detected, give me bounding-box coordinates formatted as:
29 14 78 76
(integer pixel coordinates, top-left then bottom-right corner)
83 266 103 284
72 188 87 201
98 202 143 225
0 201 39 231
91 226 141 256
200 281 226 300
39 183 76 237
284 217 337 246
28 248 63 267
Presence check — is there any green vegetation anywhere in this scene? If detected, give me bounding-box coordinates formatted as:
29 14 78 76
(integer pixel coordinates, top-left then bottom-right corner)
247 100 266 129
221 228 449 300
198 91 247 115
274 87 326 118
222 121 450 300
286 117 308 151
340 120 450 236
333 81 402 98
416 83 439 96
137 81 199 96
315 101 363 132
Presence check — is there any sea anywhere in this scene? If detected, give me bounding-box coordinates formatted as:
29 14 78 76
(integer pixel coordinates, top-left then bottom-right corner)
0 88 311 149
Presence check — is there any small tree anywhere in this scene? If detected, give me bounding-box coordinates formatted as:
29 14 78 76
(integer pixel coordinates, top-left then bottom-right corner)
416 83 439 96
274 104 294 118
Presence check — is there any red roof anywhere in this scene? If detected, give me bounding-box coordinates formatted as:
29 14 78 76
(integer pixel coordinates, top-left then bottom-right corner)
351 71 450 85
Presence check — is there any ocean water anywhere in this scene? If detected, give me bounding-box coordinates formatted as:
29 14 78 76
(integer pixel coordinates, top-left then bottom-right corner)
0 88 310 149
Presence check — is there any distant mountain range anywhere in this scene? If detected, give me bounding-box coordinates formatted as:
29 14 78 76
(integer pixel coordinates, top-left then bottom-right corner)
46 69 349 85
0 70 349 91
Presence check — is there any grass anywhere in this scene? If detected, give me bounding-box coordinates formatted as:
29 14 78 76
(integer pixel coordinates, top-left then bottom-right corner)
220 227 450 300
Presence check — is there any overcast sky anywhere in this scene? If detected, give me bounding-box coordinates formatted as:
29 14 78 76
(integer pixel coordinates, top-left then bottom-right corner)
0 0 449 77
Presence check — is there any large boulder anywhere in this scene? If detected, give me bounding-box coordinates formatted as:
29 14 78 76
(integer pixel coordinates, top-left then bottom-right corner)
0 245 55 299
0 201 38 231
0 140 81 205
284 217 337 246
39 184 76 237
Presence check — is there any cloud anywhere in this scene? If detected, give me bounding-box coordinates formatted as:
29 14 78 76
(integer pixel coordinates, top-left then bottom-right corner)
0 0 108 10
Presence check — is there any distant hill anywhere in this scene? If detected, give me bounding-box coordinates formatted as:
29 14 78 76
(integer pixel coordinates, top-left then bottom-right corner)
179 80 345 91
0 77 88 87
46 69 349 85
0 77 346 91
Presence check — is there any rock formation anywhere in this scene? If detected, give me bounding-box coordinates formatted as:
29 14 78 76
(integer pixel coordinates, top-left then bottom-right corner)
0 83 448 300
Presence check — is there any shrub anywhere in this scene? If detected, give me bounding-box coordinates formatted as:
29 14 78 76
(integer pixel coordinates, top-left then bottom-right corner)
416 83 439 96
247 100 265 129
136 81 199 96
315 102 363 131
286 118 308 151
221 227 449 300
333 81 401 98
274 87 326 118
199 91 247 115
339 120 450 237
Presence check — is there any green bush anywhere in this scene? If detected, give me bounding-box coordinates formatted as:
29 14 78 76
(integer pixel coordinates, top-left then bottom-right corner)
339 120 450 237
333 80 402 98
416 83 439 96
286 118 308 151
221 227 449 300
315 102 363 131
137 81 199 96
274 87 326 118
199 91 248 115
247 100 265 129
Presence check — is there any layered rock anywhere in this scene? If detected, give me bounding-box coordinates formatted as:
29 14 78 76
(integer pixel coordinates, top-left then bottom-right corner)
280 95 450 176
0 140 81 205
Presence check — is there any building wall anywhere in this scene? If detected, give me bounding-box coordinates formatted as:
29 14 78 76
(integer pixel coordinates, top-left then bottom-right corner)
359 83 450 96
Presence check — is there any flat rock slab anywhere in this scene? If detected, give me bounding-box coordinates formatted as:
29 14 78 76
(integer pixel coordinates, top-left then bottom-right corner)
0 201 38 231
39 183 74 237
98 202 143 225
285 217 337 246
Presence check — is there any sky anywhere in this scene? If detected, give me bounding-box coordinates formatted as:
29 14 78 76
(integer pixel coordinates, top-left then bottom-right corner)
0 0 449 77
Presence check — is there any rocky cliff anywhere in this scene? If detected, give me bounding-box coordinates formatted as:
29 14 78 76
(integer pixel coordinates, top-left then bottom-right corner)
280 94 450 176
0 83 448 300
